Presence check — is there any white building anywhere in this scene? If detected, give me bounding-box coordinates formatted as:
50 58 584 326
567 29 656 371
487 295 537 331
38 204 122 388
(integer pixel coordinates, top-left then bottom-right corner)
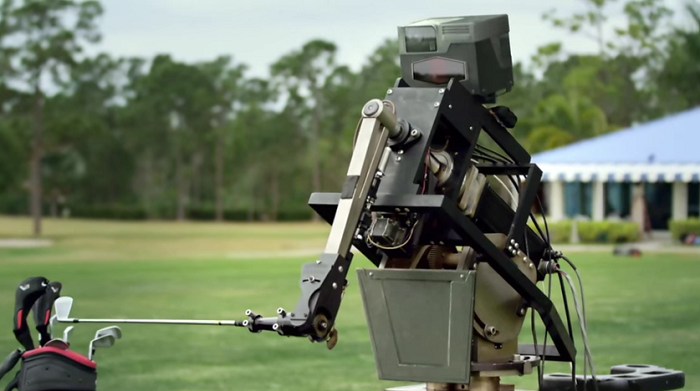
532 107 700 230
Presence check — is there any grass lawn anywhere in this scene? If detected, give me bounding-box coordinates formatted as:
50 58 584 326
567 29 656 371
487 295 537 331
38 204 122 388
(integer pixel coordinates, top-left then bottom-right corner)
0 216 698 391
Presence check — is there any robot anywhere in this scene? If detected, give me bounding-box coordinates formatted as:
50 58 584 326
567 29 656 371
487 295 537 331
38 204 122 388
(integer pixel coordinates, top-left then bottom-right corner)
24 14 685 391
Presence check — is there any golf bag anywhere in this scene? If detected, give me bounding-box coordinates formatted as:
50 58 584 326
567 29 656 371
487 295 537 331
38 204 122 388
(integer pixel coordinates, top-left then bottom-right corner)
3 347 97 391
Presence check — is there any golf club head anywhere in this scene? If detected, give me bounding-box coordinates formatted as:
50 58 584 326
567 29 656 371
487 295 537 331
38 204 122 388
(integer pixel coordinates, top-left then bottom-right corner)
95 326 122 340
92 334 115 348
44 339 69 350
63 326 74 342
53 297 73 321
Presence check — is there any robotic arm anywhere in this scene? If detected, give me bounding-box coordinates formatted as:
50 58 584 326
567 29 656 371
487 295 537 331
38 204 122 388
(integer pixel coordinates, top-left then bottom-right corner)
50 14 685 391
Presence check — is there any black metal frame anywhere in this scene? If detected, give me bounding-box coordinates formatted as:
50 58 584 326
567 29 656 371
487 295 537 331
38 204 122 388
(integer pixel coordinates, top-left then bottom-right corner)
308 78 577 362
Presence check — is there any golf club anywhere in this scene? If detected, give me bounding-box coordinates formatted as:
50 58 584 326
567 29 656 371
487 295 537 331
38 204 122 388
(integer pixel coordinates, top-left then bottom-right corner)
13 277 49 351
53 296 259 328
95 326 121 341
32 281 62 346
88 334 115 360
53 297 73 322
62 326 74 343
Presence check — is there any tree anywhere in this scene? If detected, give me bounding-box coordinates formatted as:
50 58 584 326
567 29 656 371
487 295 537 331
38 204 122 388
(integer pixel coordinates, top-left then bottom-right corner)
1 0 104 235
271 40 337 203
543 0 619 56
656 1 700 109
198 56 248 221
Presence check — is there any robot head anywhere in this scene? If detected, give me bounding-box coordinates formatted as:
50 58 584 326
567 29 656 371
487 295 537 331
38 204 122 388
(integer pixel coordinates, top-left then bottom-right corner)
397 15 514 103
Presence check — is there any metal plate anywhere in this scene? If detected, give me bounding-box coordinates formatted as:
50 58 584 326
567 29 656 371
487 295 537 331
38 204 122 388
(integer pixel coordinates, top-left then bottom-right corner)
357 269 476 384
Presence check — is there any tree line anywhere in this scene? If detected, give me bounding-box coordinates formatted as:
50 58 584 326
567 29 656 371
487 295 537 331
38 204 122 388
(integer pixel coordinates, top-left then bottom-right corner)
0 0 698 235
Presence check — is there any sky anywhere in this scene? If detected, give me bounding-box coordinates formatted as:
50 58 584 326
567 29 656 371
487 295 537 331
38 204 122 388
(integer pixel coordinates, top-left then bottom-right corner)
92 0 687 78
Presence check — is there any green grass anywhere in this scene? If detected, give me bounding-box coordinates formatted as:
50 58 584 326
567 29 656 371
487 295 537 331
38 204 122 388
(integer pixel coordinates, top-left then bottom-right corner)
0 216 698 391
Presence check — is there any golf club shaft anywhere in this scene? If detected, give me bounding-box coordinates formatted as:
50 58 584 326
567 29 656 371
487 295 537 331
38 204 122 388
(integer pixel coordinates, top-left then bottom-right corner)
57 318 246 326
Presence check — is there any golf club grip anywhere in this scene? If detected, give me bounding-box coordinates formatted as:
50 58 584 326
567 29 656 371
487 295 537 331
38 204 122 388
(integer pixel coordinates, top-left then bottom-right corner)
0 350 21 382
32 282 62 346
13 277 49 351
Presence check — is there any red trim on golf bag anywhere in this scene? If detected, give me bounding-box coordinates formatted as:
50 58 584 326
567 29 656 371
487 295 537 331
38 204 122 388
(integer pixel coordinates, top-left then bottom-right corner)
15 310 22 330
22 347 95 369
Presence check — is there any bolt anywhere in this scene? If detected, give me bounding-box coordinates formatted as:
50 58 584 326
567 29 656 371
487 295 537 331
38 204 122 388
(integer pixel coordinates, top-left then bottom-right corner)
508 246 513 252
397 156 402 161
404 208 409 212
486 326 498 336
398 150 404 155
242 320 249 326
316 260 321 264
410 129 419 137
448 104 453 109
439 88 445 94
430 241 435 245
439 241 444 245
277 308 286 316
469 126 474 131
363 102 379 116
460 274 465 279
434 102 440 107
510 239 515 244
369 272 374 276
514 243 520 249
332 282 338 289
395 208 401 212
245 309 252 316
272 323 279 331
355 234 363 240
529 263 534 268
338 266 344 272
309 276 316 282
518 308 526 316
387 88 393 94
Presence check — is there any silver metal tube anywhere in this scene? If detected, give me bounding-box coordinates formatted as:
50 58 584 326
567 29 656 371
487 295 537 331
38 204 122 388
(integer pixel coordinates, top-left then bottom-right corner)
57 317 243 326
362 99 401 138
378 147 392 175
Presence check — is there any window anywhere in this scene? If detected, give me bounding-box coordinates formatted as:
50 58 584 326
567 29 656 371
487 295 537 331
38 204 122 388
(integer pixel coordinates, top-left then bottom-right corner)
564 182 592 218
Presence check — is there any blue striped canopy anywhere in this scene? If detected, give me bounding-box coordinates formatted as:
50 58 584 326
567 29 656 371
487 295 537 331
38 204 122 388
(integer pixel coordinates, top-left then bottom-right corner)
531 107 700 182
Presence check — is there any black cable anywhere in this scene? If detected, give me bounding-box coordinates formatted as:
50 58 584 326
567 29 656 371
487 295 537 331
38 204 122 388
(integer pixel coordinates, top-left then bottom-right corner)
557 268 576 391
531 308 542 391
476 144 514 164
540 272 552 386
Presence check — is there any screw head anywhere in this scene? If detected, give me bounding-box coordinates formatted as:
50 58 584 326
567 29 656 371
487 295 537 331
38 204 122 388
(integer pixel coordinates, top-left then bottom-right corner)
410 129 419 136
245 309 252 316
363 102 379 116
439 88 445 93
397 156 402 161
272 323 279 331
338 266 344 272
369 272 374 276
398 150 404 155
387 88 393 94
434 102 440 107
242 320 249 326
332 282 338 289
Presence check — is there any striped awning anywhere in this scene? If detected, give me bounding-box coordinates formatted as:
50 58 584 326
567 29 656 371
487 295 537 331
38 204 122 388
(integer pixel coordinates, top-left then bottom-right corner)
537 163 700 182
